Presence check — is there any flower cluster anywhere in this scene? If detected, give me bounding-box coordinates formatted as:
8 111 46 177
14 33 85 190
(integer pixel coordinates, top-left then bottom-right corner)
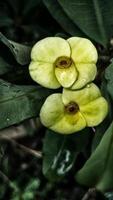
29 37 108 134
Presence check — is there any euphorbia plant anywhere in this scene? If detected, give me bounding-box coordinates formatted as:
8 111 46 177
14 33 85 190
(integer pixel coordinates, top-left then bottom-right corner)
28 36 112 194
2 0 113 199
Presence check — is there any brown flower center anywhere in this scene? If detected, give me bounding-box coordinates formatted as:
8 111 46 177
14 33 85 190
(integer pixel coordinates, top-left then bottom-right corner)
54 56 72 69
65 102 79 114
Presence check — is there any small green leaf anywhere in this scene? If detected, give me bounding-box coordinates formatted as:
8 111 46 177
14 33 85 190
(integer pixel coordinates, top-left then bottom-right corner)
23 179 40 200
76 122 113 192
43 128 90 181
0 32 31 65
0 79 52 129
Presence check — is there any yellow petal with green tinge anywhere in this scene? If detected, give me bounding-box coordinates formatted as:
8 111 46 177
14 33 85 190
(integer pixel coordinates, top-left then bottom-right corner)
71 63 97 90
62 83 101 106
80 97 108 126
67 37 98 63
29 61 60 89
40 94 64 127
55 63 78 88
31 37 70 63
50 112 86 134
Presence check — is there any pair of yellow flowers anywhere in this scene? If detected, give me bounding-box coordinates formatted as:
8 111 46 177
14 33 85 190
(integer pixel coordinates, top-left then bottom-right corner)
29 37 108 134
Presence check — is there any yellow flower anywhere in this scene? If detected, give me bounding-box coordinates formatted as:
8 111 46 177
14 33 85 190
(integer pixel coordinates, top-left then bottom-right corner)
29 37 98 89
40 83 108 134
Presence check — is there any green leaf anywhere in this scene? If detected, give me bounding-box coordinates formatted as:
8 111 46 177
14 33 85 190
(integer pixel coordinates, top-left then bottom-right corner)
0 32 31 65
10 178 40 200
76 122 113 192
0 79 52 129
43 0 84 37
57 0 113 46
23 179 40 200
105 61 113 100
43 128 90 181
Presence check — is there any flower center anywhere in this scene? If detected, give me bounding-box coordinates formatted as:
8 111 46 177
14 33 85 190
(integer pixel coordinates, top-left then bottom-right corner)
55 56 72 69
65 102 79 114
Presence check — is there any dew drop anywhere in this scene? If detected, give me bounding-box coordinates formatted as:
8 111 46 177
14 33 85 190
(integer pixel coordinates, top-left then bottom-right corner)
87 84 90 88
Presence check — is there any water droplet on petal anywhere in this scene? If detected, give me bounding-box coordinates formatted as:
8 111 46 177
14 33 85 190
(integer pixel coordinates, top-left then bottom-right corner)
87 84 90 88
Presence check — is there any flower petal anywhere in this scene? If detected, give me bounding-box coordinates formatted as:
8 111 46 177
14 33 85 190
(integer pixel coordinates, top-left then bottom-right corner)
67 37 98 63
70 63 97 90
55 63 78 88
29 61 60 89
50 112 86 134
80 97 108 127
40 94 64 127
31 37 70 63
63 83 101 106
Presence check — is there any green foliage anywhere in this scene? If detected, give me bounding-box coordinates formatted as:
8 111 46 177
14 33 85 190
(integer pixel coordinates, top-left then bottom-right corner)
0 79 52 129
76 122 113 192
1 0 113 199
44 0 113 46
0 32 54 129
43 128 91 181
0 33 31 65
10 179 40 200
43 0 84 37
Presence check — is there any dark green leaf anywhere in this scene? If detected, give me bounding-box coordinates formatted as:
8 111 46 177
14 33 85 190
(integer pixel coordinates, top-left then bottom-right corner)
76 122 113 192
43 128 90 181
0 32 31 65
0 79 52 129
43 0 84 37
58 0 113 46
